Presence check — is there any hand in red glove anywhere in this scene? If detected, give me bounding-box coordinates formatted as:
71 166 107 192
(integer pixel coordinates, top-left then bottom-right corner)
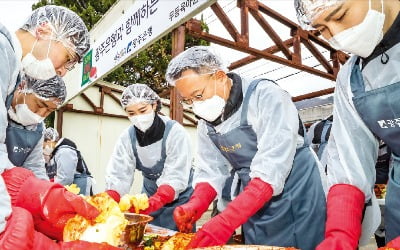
383 236 400 249
0 206 35 250
105 190 121 203
317 184 365 250
141 185 175 215
187 178 273 248
128 204 137 213
2 167 99 240
173 182 217 233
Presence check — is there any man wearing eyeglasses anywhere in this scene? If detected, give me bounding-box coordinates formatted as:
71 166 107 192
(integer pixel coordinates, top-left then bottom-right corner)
166 46 327 250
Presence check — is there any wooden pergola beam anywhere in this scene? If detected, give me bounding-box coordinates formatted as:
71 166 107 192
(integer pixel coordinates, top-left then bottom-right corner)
94 83 123 93
249 8 292 60
292 87 335 102
239 0 249 44
256 0 298 29
301 38 333 73
211 2 242 43
80 93 97 111
228 38 294 70
186 21 336 81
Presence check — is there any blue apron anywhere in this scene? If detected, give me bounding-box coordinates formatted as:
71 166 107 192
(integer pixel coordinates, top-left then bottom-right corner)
72 149 92 196
73 172 92 195
128 120 194 231
4 88 43 167
206 79 326 250
350 59 400 242
45 162 57 180
63 149 92 196
221 168 237 202
52 140 93 195
317 120 332 160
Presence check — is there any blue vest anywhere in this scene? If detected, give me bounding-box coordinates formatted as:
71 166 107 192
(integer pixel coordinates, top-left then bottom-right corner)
312 116 333 160
5 88 43 167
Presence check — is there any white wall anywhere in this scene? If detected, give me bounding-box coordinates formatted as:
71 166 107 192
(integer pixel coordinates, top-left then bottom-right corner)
298 104 333 124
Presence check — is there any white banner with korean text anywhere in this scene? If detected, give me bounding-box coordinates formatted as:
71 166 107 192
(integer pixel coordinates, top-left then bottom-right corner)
79 0 216 91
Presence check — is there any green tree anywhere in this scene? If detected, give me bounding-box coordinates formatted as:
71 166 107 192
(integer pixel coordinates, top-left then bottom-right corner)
32 0 209 93
33 0 117 30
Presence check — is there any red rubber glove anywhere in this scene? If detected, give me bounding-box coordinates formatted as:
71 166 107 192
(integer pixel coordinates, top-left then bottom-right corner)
317 184 365 250
187 178 273 248
2 167 99 240
173 182 217 233
105 190 121 203
128 204 137 213
383 236 400 249
0 206 35 250
141 185 175 215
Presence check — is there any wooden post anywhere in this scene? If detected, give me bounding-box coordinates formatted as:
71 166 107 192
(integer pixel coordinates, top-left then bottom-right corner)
56 108 64 138
170 25 185 124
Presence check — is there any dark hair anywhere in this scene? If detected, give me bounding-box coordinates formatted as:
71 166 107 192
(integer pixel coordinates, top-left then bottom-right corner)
156 99 162 112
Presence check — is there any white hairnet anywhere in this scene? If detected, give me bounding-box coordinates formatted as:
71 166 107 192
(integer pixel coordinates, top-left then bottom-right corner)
165 46 227 86
294 0 345 30
121 84 161 110
22 74 67 104
21 5 90 62
44 127 59 142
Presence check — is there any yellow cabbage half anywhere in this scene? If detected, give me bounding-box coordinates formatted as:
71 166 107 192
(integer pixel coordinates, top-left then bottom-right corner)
119 193 149 213
63 192 128 246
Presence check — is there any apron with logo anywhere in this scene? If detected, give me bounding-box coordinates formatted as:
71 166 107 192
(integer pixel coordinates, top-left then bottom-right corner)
350 58 400 242
206 79 326 250
129 120 194 231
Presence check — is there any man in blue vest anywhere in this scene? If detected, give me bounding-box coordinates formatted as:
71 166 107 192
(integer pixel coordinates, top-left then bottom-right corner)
166 46 326 250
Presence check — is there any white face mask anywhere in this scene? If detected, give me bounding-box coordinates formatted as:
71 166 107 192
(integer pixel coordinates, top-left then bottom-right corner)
43 145 54 155
328 0 385 58
193 95 226 122
8 94 45 126
192 78 227 122
129 110 155 132
21 40 57 80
